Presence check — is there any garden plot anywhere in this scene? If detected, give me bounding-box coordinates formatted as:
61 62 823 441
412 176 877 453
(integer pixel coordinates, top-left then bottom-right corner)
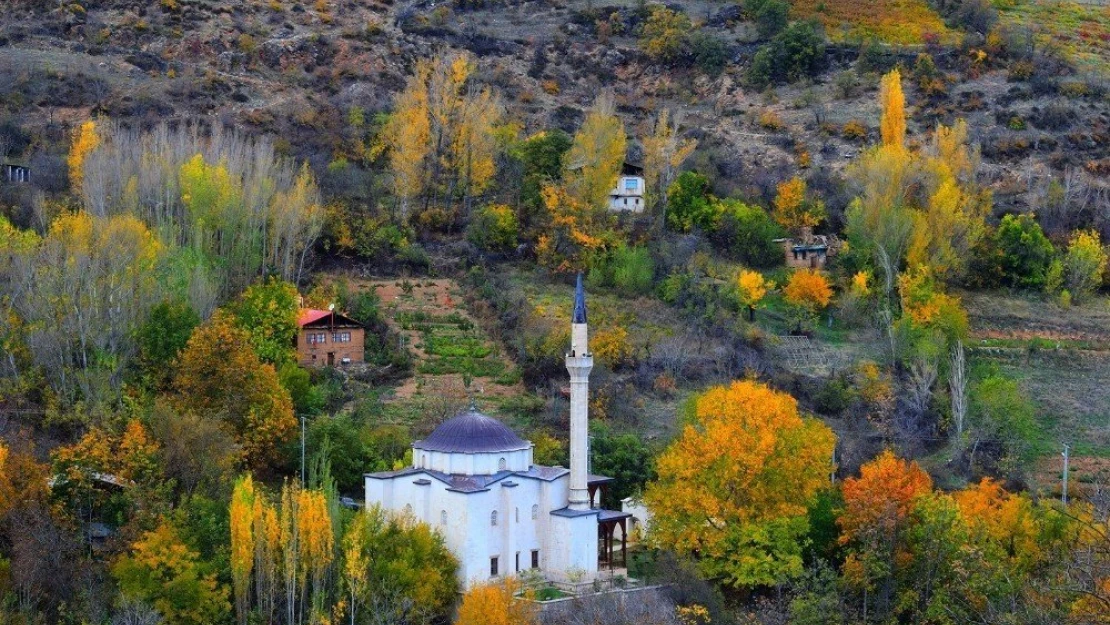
369 279 523 404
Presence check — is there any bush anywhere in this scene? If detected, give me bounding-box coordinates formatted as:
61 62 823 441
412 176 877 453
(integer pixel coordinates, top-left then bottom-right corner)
747 21 827 87
690 32 729 75
842 120 868 140
709 199 785 268
639 6 693 64
590 245 656 297
994 213 1055 289
467 204 519 253
745 0 789 39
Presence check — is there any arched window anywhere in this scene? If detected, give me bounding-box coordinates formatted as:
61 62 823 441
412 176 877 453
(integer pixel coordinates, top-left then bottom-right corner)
440 510 447 525
491 510 498 526
403 504 413 517
421 454 428 468
531 504 538 519
498 457 507 471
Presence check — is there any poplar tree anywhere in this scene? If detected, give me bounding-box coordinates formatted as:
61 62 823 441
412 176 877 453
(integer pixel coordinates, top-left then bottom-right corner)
563 91 627 209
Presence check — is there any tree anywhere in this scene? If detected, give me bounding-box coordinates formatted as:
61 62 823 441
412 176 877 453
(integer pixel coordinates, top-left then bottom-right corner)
563 91 627 209
710 200 785 268
1 212 163 403
639 6 693 64
149 403 240 498
467 204 519 253
535 183 617 273
68 120 100 193
230 476 255 625
666 171 718 232
880 70 906 149
784 269 833 331
516 130 573 214
136 299 199 388
747 21 827 87
450 84 504 210
642 109 697 215
967 375 1038 475
455 578 538 625
590 423 655 509
994 213 1055 289
1064 229 1107 301
113 522 230 625
736 270 774 321
173 311 296 468
230 277 300 366
384 65 432 219
645 380 836 587
773 177 825 234
838 451 932 620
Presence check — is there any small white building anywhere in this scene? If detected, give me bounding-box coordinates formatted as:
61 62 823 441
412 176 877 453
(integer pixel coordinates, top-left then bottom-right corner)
365 276 630 588
608 174 645 212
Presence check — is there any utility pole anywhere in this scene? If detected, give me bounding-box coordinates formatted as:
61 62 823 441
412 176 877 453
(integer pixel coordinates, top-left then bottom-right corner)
1061 443 1070 505
301 416 307 485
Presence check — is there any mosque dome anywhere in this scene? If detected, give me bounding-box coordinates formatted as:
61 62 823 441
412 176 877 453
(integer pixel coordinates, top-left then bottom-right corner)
414 409 530 454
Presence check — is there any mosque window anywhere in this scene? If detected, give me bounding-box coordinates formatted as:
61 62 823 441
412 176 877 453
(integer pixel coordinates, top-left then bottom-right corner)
491 510 498 526
490 556 499 577
498 457 507 470
440 510 447 525
403 504 413 516
531 504 538 519
515 507 519 523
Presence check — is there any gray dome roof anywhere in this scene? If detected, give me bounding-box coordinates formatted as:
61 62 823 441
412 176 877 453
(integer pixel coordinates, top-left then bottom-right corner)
414 409 529 454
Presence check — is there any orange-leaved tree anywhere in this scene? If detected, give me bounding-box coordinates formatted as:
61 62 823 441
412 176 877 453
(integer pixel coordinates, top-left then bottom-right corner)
230 475 255 625
783 269 833 332
68 120 100 194
645 380 835 587
880 69 905 149
535 183 618 272
838 450 932 614
455 578 538 625
173 311 295 468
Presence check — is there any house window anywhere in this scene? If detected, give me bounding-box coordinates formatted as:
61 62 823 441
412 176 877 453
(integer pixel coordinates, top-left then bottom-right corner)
624 178 638 192
440 510 447 525
531 550 540 569
332 331 351 343
498 457 507 471
491 511 498 526
490 556 499 577
308 332 327 345
531 504 538 519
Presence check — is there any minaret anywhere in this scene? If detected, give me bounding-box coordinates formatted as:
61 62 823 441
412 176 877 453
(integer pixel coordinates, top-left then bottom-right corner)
566 274 593 511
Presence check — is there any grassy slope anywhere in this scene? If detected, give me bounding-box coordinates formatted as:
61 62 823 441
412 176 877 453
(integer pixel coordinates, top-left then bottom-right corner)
791 0 953 44
994 0 1110 73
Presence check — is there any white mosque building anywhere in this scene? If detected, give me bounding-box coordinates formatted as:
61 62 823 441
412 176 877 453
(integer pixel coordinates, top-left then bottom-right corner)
365 276 630 588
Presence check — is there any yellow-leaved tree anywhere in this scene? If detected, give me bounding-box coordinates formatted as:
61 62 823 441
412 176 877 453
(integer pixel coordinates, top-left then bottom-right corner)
230 475 255 625
736 269 774 321
880 69 906 149
645 380 836 587
68 120 100 194
783 269 833 332
563 91 627 208
642 108 697 213
773 177 825 234
455 578 538 625
385 62 433 219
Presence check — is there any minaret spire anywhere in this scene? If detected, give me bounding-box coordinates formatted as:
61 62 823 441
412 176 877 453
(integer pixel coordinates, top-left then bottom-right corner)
566 274 593 510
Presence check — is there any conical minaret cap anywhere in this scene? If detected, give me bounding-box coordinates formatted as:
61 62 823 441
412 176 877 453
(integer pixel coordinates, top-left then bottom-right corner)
572 273 587 324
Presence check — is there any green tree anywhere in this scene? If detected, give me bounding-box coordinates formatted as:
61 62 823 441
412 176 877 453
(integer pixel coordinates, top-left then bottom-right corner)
994 214 1055 289
1063 229 1107 301
968 374 1039 475
113 522 230 625
137 299 199 388
590 423 655 509
230 277 300 366
516 130 573 213
666 171 718 232
748 21 827 87
710 200 786 268
467 204 519 253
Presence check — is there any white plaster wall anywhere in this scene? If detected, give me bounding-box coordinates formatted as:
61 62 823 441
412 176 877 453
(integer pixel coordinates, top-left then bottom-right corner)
414 447 533 475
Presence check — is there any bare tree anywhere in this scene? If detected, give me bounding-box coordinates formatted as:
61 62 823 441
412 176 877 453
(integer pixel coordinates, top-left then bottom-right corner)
949 340 967 451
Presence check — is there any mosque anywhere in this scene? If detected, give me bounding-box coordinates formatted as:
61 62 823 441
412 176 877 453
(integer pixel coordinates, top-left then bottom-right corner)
364 276 630 588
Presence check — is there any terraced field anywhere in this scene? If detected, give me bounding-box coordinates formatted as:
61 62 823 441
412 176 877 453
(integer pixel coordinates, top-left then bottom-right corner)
994 0 1110 72
791 0 953 44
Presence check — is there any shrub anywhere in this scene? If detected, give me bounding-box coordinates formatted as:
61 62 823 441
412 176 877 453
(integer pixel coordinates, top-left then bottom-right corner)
639 6 693 64
690 32 729 75
590 245 655 296
842 120 868 140
994 213 1055 289
1063 230 1107 302
710 199 786 268
467 204 519 253
759 109 786 131
747 21 827 87
745 0 789 39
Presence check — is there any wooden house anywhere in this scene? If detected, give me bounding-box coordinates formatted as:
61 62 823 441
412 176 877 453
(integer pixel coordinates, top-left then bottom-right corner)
296 308 365 367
